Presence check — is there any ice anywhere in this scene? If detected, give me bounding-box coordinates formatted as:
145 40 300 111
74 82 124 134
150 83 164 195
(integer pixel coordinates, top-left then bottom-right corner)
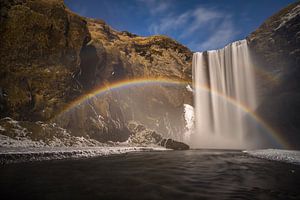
244 149 300 165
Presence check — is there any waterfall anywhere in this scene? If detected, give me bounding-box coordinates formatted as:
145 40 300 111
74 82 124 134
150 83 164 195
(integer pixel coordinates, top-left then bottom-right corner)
192 40 257 149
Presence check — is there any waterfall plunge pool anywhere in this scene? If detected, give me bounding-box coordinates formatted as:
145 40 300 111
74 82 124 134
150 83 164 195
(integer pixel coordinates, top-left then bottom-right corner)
1 149 299 200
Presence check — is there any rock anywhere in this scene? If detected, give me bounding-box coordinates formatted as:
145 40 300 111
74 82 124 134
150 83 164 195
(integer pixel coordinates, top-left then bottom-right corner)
127 121 189 150
0 117 104 147
0 0 192 143
160 138 190 150
247 2 300 98
247 1 300 148
0 0 91 121
127 121 163 145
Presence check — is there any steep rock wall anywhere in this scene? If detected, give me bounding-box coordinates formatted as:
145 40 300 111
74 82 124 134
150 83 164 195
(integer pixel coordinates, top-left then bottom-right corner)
247 2 300 148
0 0 91 120
0 0 193 143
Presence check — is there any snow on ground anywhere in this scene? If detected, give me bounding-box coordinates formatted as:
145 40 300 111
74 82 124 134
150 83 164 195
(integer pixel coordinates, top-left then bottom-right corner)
0 134 46 148
0 117 105 148
0 117 169 164
244 149 300 165
0 133 105 148
0 146 167 164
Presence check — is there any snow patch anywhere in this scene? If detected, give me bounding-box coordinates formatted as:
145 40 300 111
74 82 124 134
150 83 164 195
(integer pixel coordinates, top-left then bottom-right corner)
0 133 106 148
0 134 46 148
0 125 5 132
244 149 300 165
0 146 167 164
275 5 300 30
186 85 193 92
183 104 194 143
0 117 105 148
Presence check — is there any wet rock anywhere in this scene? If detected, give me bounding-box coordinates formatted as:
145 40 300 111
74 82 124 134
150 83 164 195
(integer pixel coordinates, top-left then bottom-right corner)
0 117 104 147
160 138 190 150
127 121 163 145
127 121 189 150
247 2 300 148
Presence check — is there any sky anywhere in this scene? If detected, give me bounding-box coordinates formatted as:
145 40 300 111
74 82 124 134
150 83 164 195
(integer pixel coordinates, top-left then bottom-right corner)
65 0 296 52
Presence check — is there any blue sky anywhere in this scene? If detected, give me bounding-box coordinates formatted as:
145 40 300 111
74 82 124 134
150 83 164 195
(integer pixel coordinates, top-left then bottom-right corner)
65 0 296 52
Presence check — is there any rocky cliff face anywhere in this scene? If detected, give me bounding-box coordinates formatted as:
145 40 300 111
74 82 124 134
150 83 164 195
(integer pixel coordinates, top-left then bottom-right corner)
0 0 192 144
0 0 91 121
55 15 193 142
247 2 300 148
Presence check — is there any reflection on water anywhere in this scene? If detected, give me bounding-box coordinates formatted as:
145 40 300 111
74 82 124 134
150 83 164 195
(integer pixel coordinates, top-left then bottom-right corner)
0 150 299 200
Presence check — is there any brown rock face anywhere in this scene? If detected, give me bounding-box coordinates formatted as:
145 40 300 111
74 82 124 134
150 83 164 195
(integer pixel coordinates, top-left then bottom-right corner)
247 2 300 148
82 18 192 85
0 0 91 121
0 0 193 143
248 2 300 78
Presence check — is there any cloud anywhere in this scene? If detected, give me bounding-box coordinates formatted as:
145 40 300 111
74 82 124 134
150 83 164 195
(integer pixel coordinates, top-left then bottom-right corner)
149 12 190 34
197 18 239 51
182 7 222 38
149 6 224 36
137 0 172 14
148 5 239 51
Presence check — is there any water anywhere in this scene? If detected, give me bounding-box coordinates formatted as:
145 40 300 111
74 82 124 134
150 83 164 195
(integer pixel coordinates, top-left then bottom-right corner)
192 40 258 149
1 150 299 200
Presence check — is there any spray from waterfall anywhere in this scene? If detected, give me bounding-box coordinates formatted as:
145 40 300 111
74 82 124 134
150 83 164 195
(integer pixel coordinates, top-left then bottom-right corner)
192 40 258 149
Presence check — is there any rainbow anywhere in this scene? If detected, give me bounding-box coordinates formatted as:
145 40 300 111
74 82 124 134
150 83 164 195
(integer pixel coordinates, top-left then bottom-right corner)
56 77 190 116
254 67 280 85
55 77 291 149
199 88 291 149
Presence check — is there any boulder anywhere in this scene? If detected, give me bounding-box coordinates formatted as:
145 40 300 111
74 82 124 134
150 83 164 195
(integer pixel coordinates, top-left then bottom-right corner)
160 138 190 150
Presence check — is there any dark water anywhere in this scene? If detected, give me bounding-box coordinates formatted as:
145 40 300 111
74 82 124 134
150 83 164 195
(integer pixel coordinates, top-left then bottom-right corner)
0 150 300 200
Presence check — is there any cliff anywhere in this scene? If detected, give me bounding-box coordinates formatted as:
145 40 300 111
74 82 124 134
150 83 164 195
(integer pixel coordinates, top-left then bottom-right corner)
0 0 192 144
0 0 91 120
247 1 300 148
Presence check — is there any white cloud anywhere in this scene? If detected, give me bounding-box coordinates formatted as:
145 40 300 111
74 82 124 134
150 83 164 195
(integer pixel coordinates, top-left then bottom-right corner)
149 12 190 34
197 18 238 51
148 5 239 51
149 6 225 36
184 7 222 37
137 0 172 14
